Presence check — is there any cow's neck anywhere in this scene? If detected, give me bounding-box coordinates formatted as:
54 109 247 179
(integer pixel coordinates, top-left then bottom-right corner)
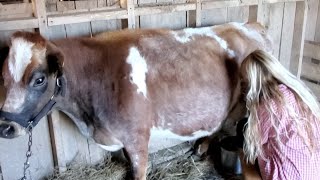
52 40 115 138
54 81 95 137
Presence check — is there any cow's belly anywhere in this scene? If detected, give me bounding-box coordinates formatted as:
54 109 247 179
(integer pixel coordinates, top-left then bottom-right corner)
154 86 230 131
148 90 230 152
148 126 219 153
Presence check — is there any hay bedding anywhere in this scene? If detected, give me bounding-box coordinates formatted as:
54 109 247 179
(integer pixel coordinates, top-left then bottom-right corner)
46 143 241 180
46 153 234 180
46 154 225 180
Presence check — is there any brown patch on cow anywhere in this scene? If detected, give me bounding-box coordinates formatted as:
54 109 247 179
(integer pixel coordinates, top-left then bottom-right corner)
95 29 168 42
12 31 46 49
21 59 40 85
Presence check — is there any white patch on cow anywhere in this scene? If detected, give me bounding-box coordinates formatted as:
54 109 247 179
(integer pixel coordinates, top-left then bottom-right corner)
171 27 236 58
229 22 265 43
97 143 124 152
2 86 26 113
212 34 236 58
133 154 139 166
8 38 35 82
150 126 215 142
171 27 216 43
126 47 148 98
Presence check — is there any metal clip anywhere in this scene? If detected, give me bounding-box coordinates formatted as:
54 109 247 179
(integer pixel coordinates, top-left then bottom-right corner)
56 78 61 87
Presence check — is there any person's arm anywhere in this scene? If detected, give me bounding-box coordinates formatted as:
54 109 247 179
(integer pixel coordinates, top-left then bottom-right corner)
239 151 262 180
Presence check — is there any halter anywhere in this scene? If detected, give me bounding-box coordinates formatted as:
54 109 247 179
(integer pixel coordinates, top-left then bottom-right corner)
0 76 66 128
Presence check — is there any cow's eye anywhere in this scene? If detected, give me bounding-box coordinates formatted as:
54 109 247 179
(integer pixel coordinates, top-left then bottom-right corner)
34 77 45 87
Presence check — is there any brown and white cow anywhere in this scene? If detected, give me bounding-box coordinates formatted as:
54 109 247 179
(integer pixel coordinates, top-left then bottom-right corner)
0 22 272 180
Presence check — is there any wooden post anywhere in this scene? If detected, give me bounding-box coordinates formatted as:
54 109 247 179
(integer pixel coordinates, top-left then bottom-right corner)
32 0 49 37
196 0 201 27
127 0 135 28
278 2 296 69
248 5 258 22
257 0 270 27
296 0 308 78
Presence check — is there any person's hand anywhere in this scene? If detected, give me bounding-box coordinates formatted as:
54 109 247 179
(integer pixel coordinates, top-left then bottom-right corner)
239 151 262 180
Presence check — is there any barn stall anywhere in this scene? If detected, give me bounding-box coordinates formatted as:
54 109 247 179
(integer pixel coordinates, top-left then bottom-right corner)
0 0 319 179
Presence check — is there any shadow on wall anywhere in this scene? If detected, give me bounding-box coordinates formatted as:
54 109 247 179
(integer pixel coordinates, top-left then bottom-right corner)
0 46 9 105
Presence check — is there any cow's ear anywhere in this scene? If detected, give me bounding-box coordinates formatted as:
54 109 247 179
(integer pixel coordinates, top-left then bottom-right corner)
46 42 64 77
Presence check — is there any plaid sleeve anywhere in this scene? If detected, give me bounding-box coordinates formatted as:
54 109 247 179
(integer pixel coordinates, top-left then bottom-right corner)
257 106 271 145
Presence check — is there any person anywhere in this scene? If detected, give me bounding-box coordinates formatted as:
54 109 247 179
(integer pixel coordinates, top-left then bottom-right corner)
239 50 320 180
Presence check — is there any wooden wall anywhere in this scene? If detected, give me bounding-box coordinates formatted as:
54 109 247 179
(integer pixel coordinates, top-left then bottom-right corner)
0 0 310 179
299 0 320 100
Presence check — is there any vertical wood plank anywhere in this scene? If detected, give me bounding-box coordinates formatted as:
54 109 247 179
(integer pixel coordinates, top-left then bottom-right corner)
267 3 284 59
301 0 319 78
56 1 74 12
257 0 270 27
139 0 187 29
66 1 93 37
48 112 67 172
98 0 107 7
91 0 121 34
201 8 228 26
187 9 196 27
46 0 58 12
290 1 308 77
127 0 136 28
196 0 201 27
187 0 197 27
47 1 67 40
296 1 308 78
227 6 249 23
279 2 296 69
62 1 92 37
248 5 258 22
315 0 320 42
32 0 49 37
305 0 319 41
49 111 92 171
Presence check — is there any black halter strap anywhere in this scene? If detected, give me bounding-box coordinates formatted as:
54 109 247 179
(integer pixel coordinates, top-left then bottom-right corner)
0 76 65 128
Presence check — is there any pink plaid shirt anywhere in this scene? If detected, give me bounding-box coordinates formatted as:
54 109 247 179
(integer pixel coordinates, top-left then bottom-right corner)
257 84 320 180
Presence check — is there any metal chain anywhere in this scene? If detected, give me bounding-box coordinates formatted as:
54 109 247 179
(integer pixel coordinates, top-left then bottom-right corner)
20 122 33 180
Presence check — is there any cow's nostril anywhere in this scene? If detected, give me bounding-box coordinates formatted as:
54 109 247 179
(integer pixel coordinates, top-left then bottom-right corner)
4 125 14 136
0 124 15 138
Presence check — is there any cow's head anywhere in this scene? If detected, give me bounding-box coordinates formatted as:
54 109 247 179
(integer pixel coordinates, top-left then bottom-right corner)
0 31 64 138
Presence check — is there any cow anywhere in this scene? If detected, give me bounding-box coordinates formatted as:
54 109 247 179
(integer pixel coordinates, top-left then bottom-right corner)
0 22 272 180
